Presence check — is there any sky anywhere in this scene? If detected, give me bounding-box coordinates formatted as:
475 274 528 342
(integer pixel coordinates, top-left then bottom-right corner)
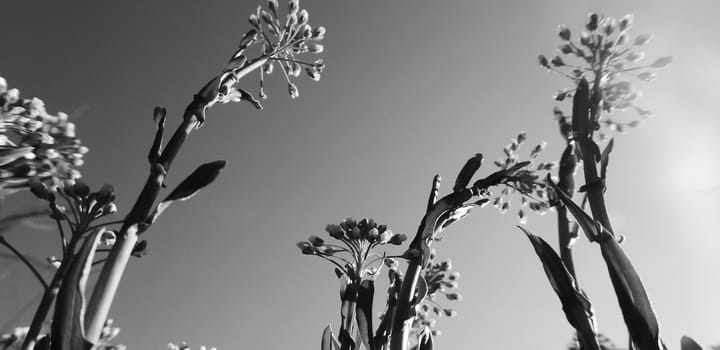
1 0 719 349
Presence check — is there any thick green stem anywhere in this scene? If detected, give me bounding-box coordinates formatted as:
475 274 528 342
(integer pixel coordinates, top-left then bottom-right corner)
556 206 576 279
389 262 421 350
83 57 269 344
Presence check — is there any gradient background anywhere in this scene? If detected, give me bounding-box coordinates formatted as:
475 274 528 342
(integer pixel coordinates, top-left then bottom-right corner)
1 0 718 349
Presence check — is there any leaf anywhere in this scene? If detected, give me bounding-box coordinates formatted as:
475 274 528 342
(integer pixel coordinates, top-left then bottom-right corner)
414 275 428 304
546 174 602 242
146 160 227 224
235 88 263 110
519 226 600 350
355 280 376 350
0 146 33 166
681 336 702 350
51 230 101 350
600 234 664 350
148 106 166 163
321 325 334 350
418 330 434 350
453 154 483 192
600 138 614 180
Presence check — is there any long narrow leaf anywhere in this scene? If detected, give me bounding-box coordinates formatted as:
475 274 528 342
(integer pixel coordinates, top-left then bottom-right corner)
519 226 600 350
600 138 614 180
453 154 483 192
547 177 664 349
146 160 227 224
148 106 167 164
355 280 375 350
321 325 334 350
600 237 664 350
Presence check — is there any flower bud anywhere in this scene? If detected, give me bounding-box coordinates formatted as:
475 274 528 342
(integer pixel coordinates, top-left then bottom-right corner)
325 224 345 239
28 177 49 200
312 26 326 40
288 83 299 99
73 180 90 198
585 13 599 31
557 25 571 40
308 43 324 54
297 9 309 26
308 235 324 246
248 14 260 28
389 233 407 245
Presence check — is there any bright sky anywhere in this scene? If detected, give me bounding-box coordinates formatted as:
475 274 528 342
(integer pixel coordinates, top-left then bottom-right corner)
1 0 718 349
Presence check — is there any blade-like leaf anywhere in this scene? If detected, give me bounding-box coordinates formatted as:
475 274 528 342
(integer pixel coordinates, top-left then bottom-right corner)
453 154 483 192
321 325 334 350
413 275 428 304
600 235 664 350
519 226 600 350
164 160 227 202
51 230 101 350
355 280 375 350
680 336 702 350
0 146 33 166
547 174 602 242
146 160 227 224
600 138 614 180
148 106 167 163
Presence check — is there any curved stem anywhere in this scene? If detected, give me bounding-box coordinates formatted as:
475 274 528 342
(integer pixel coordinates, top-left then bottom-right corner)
0 237 48 289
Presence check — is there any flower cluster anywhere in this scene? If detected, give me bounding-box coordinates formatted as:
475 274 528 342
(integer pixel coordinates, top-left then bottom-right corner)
29 178 118 235
412 252 461 337
167 342 217 350
297 217 406 280
488 132 553 223
0 76 86 196
538 13 671 138
0 319 122 350
218 0 326 105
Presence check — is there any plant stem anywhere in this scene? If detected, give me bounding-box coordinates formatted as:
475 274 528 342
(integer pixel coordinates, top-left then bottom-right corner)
556 206 576 279
83 57 269 344
20 234 82 350
0 237 48 289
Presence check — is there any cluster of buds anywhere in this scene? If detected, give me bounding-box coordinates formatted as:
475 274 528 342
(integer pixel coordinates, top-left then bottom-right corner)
167 342 217 350
538 13 671 138
29 178 117 230
412 252 462 337
223 0 326 102
0 77 86 196
297 217 406 281
488 132 553 223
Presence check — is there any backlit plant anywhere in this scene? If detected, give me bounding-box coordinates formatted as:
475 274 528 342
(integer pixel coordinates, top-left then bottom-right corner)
538 13 672 139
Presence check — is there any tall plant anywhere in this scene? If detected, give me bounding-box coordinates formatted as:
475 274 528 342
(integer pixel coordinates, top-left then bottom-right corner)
524 12 707 350
299 140 553 350
0 1 327 349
